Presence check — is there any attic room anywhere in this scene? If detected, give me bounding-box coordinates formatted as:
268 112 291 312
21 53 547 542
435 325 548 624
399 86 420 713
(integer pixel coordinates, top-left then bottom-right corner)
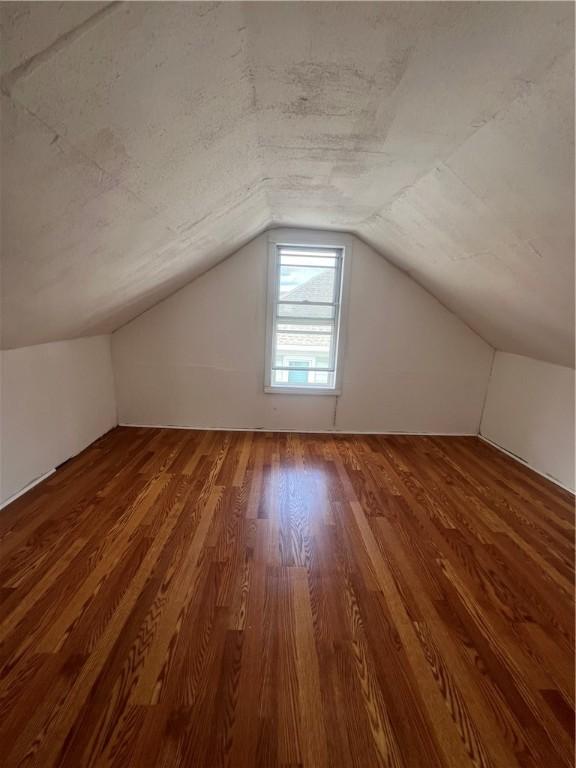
0 1 574 766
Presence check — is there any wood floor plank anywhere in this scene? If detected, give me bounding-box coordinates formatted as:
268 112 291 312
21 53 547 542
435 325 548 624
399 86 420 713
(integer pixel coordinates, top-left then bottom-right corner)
0 428 573 767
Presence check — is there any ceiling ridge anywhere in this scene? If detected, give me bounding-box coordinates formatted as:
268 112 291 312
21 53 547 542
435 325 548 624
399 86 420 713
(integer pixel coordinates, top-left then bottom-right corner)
2 2 572 363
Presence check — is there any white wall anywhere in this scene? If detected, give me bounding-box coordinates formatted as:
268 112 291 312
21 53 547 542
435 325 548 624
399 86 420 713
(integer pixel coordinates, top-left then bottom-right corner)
481 352 575 490
112 231 493 435
0 335 117 503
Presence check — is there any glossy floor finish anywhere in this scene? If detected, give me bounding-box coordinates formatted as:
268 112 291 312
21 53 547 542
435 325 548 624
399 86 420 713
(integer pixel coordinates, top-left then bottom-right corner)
0 428 573 768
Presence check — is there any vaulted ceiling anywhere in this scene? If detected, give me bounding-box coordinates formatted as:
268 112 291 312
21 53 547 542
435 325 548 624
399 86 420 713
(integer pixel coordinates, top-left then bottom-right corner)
1 1 574 365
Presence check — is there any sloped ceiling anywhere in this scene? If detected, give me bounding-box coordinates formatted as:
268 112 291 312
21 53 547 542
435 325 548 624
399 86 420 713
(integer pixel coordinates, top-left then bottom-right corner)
1 1 574 365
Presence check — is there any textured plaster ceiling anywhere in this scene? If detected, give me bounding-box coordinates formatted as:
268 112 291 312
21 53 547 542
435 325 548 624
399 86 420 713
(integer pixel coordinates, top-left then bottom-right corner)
1 1 574 365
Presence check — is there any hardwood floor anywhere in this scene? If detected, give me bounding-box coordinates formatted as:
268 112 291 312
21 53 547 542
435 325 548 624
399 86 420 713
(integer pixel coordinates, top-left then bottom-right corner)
0 427 573 768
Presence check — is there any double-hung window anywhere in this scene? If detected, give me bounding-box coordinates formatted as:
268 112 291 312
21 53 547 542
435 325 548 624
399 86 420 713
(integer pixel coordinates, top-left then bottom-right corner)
265 234 348 394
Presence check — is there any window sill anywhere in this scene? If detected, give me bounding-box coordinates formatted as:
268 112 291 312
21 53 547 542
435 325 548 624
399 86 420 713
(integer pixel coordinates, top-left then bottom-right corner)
264 386 340 396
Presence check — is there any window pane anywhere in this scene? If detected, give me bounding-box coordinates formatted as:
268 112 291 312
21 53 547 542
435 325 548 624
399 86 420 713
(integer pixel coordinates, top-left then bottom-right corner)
287 360 309 385
276 320 333 334
271 369 336 388
279 247 339 258
273 330 333 370
312 371 330 385
277 303 335 320
278 264 336 302
280 255 338 268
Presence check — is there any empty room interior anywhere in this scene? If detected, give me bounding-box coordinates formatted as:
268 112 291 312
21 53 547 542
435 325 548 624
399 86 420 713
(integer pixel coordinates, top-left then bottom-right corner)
0 2 575 767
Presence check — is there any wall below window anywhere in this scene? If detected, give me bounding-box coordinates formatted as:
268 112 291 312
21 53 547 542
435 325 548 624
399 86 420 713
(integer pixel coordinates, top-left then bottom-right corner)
480 352 575 490
112 231 493 434
1 335 117 504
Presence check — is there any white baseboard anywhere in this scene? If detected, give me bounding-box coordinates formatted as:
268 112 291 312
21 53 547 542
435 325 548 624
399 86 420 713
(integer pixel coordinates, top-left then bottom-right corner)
478 435 575 494
119 422 476 437
3 431 569 511
0 469 56 510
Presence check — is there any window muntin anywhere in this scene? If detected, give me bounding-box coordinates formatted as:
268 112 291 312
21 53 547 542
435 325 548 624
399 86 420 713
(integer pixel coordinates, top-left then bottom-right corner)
266 243 345 393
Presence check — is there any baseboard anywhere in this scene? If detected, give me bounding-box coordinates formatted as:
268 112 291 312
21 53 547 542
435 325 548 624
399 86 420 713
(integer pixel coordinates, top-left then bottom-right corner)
0 469 56 510
478 435 575 494
119 422 476 437
3 432 568 510
0 424 118 512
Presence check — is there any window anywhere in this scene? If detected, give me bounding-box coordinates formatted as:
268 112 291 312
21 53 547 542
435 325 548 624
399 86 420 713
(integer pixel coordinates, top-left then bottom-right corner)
265 233 348 394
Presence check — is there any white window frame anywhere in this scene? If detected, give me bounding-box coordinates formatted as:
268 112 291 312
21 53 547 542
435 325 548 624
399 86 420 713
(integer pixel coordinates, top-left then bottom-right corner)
264 229 351 395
